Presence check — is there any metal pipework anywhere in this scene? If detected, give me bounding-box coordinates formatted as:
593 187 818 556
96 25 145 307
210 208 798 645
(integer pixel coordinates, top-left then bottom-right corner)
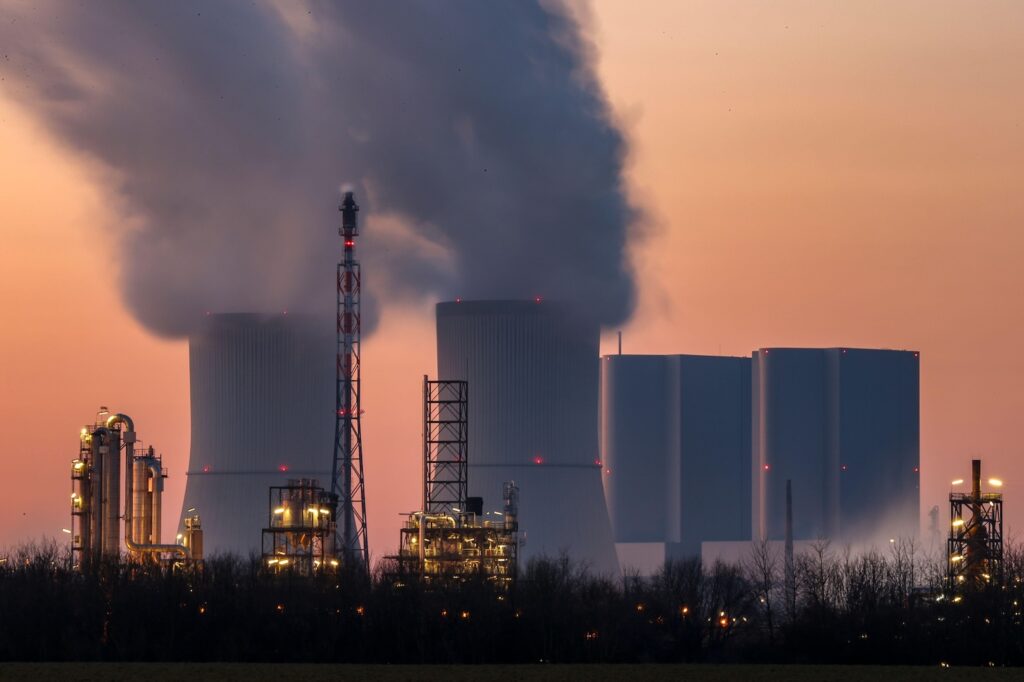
108 413 186 561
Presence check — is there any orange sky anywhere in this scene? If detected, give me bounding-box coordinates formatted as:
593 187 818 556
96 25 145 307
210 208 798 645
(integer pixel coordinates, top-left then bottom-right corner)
2 1 1023 556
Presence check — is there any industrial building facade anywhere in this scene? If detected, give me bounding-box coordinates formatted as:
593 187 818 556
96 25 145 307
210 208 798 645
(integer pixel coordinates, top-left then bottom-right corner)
179 313 335 556
600 354 752 568
436 300 619 575
752 348 920 545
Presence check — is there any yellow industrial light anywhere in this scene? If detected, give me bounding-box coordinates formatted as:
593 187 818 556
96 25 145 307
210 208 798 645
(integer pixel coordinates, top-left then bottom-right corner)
950 554 963 562
951 479 964 486
989 478 1003 487
273 507 285 515
952 518 964 528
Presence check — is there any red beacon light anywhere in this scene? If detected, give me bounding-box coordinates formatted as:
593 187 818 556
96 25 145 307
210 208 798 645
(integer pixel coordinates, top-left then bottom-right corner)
534 296 543 304
278 464 289 473
763 463 770 472
202 464 211 474
532 455 544 465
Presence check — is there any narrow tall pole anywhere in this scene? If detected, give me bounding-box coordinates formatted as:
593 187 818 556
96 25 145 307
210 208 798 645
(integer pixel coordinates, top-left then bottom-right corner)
784 479 795 618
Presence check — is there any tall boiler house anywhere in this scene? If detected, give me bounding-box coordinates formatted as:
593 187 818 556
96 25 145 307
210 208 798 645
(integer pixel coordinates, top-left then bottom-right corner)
179 313 335 556
435 300 619 575
752 348 920 545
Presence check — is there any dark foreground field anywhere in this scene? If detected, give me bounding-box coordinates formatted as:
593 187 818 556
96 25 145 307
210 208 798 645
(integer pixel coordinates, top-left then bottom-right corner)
0 664 1017 682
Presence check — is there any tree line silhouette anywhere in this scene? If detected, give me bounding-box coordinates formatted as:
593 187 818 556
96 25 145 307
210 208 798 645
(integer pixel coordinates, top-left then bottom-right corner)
1 539 1022 665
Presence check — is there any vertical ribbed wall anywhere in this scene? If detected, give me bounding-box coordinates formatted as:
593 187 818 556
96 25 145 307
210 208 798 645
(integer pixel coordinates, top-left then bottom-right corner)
437 300 619 574
179 313 334 556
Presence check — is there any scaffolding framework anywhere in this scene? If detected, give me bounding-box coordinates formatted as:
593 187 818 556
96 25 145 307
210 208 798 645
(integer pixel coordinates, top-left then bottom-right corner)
262 479 338 575
389 377 519 586
948 459 1003 590
331 191 369 570
424 378 469 515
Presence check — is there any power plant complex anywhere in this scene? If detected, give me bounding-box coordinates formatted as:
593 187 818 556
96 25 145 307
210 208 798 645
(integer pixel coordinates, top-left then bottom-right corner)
68 192 934 580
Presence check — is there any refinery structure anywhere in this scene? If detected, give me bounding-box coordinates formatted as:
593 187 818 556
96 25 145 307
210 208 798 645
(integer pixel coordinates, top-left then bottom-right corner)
71 408 202 570
948 459 1004 589
391 377 519 585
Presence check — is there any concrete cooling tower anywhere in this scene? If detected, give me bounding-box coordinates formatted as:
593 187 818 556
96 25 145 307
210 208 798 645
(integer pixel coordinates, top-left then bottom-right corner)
436 300 619 575
179 313 335 556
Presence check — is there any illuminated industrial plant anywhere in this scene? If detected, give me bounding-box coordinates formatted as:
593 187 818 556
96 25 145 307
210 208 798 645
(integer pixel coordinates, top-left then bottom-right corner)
262 479 339 575
392 377 519 586
948 459 1004 589
71 407 201 570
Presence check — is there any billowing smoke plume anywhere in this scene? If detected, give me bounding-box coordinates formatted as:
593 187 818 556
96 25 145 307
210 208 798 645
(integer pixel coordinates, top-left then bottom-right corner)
0 0 638 335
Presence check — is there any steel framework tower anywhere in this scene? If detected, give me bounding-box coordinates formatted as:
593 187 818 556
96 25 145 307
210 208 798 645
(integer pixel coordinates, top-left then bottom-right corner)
423 377 469 515
332 191 368 569
948 459 1003 590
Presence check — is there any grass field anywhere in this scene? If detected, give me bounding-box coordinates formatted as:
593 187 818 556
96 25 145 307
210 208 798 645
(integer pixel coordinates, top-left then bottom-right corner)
0 664 1017 681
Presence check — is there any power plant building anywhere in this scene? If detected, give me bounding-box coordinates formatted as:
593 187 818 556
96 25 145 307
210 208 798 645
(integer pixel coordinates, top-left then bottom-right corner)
752 348 920 545
179 313 335 556
435 300 619 575
600 354 751 570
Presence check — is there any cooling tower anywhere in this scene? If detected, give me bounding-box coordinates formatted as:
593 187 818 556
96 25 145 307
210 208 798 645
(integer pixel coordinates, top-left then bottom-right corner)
436 300 619 575
179 313 335 556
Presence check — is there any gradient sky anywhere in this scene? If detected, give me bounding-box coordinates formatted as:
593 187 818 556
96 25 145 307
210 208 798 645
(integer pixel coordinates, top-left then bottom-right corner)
2 1 1023 557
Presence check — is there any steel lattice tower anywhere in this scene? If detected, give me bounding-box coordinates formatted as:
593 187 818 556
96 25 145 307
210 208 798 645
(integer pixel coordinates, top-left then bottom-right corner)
423 377 469 515
332 191 368 569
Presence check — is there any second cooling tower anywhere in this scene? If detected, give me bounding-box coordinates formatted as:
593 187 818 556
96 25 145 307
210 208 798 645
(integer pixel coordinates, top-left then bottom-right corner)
436 300 619 574
179 313 334 556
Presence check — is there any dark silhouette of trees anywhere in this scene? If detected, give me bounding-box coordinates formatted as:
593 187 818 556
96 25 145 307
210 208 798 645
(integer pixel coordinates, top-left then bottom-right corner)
1 539 1023 665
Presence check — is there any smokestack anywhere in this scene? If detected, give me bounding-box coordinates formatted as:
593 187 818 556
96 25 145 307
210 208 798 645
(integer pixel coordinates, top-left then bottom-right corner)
784 479 795 618
972 458 982 500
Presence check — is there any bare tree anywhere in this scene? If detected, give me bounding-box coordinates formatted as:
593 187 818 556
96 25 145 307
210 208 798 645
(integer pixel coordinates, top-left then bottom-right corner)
744 539 780 644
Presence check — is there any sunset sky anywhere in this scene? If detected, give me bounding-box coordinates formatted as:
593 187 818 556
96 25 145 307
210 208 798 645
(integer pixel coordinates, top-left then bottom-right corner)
1 1 1023 557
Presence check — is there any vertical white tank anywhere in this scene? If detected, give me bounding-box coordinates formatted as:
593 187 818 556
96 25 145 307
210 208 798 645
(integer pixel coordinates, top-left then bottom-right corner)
436 300 619 575
179 313 335 556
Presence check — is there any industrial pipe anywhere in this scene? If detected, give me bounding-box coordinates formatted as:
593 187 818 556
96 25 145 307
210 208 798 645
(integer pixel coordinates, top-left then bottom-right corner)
109 413 187 561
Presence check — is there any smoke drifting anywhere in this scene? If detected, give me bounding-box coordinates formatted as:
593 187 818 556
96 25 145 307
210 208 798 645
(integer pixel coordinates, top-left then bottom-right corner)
0 1 638 336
